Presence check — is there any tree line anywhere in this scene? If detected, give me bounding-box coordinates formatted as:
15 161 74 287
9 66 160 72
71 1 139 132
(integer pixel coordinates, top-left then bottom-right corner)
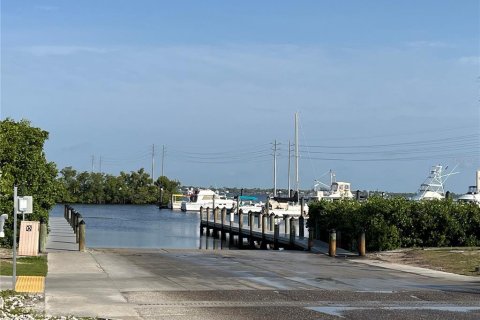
308 197 480 252
56 167 180 205
0 118 181 246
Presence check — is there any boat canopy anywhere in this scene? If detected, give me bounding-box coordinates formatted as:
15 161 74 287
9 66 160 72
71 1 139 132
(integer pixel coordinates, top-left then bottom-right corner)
239 195 258 201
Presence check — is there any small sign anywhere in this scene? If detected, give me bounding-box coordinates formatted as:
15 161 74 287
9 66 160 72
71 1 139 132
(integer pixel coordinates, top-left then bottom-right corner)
26 225 32 232
17 196 33 214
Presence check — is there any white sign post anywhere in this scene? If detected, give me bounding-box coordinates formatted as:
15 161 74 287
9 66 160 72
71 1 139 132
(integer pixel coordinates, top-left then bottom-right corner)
12 186 33 289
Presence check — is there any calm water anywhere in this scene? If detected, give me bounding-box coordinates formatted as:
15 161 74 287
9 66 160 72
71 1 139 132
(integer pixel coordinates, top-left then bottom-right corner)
50 204 214 249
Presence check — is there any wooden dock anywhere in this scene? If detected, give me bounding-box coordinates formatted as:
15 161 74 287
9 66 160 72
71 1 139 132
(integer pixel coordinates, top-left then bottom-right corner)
199 207 354 256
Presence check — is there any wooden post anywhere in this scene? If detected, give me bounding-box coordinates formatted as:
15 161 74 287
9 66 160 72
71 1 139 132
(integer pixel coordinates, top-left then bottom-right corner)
273 223 279 250
39 217 47 253
329 229 336 257
299 215 305 238
261 213 267 249
213 208 219 238
358 230 366 256
206 208 211 237
79 220 86 252
300 197 305 216
290 223 296 247
199 207 204 236
284 215 290 235
269 213 275 232
229 219 234 246
76 215 81 243
221 207 227 241
249 211 254 248
238 209 244 248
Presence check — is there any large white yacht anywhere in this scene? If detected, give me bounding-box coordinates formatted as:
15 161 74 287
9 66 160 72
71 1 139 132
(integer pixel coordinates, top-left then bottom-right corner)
457 170 480 206
412 165 458 201
180 189 235 211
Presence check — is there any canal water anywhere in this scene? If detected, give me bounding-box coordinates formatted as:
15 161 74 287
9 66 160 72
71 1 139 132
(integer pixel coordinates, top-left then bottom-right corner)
50 204 228 249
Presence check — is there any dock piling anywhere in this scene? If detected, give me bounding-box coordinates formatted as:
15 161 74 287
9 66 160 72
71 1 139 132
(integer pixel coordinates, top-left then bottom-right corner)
329 229 336 257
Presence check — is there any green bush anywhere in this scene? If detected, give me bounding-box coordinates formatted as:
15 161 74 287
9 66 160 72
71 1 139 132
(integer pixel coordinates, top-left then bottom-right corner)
307 197 480 251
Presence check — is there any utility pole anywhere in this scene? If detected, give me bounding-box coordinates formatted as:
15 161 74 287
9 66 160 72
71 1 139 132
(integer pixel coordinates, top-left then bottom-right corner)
161 145 165 178
294 112 299 201
91 155 95 173
288 140 291 197
151 144 155 183
273 140 277 197
99 156 102 174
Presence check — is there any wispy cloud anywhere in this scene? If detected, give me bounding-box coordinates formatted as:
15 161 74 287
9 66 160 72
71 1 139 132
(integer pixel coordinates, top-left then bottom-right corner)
19 45 108 56
406 41 452 49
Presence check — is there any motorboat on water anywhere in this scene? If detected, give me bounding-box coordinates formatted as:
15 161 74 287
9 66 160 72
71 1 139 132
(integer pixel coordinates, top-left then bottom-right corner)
457 170 480 206
268 198 308 217
235 195 264 213
168 194 186 210
412 165 458 201
181 188 235 211
312 170 354 201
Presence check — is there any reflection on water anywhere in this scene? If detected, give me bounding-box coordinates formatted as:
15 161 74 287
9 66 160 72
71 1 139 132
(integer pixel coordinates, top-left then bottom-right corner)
50 204 231 249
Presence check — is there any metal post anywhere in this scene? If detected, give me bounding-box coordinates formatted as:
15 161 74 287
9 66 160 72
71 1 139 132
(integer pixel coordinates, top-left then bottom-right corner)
13 186 18 289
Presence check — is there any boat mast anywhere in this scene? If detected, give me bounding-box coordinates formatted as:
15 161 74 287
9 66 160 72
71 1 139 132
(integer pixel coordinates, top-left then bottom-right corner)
294 112 299 201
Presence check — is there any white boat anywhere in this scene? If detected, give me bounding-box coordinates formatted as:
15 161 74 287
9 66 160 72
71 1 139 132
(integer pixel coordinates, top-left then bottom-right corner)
457 170 480 206
268 198 308 217
312 170 354 200
181 189 235 211
412 165 458 201
236 196 264 213
168 194 186 210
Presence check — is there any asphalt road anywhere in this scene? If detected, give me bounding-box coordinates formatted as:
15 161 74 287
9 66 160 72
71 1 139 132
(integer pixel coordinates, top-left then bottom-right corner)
45 248 480 320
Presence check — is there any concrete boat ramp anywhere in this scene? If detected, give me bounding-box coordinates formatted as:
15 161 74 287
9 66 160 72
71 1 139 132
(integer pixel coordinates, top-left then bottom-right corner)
13 216 480 319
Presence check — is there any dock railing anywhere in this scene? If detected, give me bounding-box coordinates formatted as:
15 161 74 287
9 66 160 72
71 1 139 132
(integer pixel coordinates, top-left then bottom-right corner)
64 204 86 251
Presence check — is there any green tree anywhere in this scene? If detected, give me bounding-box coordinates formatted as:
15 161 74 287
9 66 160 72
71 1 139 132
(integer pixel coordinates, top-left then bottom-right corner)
0 119 58 246
155 175 181 206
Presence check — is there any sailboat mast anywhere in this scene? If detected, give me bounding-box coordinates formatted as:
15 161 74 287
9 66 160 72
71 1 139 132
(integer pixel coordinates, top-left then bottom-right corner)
295 112 299 200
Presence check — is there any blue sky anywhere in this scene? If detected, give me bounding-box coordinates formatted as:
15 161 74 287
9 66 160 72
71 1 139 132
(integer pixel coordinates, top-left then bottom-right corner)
1 1 479 193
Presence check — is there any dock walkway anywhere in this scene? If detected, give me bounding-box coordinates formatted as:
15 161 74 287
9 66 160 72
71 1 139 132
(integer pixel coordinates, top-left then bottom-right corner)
200 209 353 256
46 216 78 252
